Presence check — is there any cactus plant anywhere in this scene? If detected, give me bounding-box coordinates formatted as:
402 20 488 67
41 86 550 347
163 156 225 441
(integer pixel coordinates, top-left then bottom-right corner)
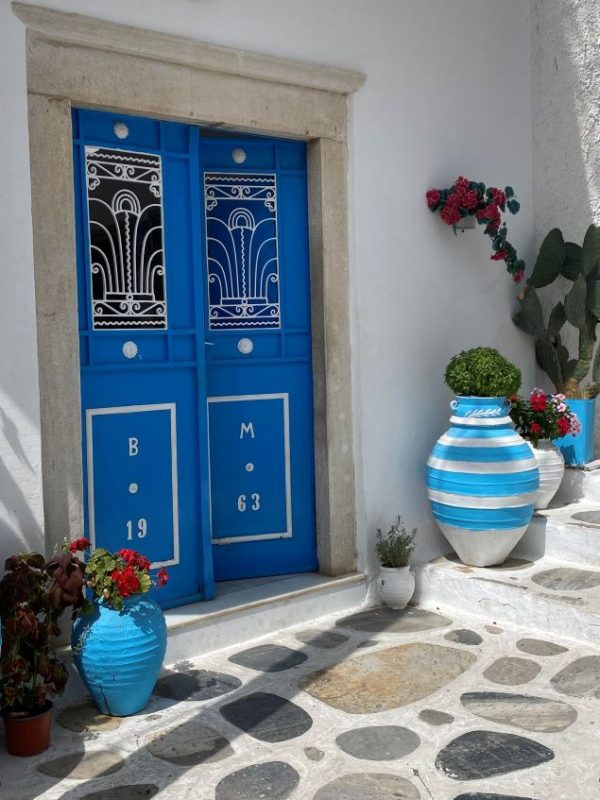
513 224 600 398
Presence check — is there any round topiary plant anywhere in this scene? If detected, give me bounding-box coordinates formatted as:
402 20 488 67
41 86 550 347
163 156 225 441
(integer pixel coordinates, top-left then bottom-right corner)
445 347 521 397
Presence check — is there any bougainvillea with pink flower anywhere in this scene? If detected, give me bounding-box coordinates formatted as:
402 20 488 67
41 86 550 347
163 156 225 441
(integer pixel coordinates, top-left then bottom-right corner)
426 176 525 282
509 390 581 447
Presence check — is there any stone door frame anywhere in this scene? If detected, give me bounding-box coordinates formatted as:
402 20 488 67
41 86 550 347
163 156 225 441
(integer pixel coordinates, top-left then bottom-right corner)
13 2 364 577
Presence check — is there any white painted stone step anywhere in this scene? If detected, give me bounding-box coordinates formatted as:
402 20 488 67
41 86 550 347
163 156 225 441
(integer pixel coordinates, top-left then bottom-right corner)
416 554 600 647
164 571 368 664
515 505 600 568
555 461 600 505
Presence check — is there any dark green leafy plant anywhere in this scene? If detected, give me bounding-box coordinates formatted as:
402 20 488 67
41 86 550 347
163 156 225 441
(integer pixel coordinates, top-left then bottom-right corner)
445 347 521 397
375 517 416 568
513 225 600 398
0 552 86 714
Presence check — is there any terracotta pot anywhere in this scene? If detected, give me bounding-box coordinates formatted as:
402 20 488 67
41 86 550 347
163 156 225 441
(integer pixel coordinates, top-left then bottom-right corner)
3 703 53 756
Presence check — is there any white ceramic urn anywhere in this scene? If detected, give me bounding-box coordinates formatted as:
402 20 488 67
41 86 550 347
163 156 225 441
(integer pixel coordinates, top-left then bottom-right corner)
376 566 415 609
529 440 565 510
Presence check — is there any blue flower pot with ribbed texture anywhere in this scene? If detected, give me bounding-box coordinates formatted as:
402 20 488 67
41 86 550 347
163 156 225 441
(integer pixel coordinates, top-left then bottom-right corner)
426 396 539 567
72 596 166 716
555 397 595 466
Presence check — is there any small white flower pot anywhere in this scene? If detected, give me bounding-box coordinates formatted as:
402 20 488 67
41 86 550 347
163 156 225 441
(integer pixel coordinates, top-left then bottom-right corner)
376 566 415 609
529 440 565 510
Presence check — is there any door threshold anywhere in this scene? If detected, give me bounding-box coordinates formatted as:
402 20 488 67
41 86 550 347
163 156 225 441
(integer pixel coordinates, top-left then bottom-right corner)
164 571 367 633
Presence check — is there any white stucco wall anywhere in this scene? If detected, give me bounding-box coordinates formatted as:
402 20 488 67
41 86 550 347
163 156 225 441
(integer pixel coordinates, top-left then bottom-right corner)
532 0 600 248
0 3 44 557
531 0 600 432
0 0 534 573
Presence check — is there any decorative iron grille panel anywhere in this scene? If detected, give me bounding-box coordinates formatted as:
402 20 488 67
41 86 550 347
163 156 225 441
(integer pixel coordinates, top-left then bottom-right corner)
204 173 280 329
85 146 167 329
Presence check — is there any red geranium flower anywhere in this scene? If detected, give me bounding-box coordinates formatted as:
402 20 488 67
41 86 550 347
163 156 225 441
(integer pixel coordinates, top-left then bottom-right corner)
530 422 542 434
111 565 141 598
118 549 151 571
530 392 547 412
68 537 91 553
557 417 570 436
157 567 168 587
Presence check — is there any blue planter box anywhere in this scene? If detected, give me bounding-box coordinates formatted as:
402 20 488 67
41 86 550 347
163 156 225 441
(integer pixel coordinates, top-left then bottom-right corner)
555 398 596 466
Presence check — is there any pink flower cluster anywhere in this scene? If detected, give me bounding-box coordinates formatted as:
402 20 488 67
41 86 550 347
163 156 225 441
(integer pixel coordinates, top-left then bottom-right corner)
425 176 524 282
510 390 581 445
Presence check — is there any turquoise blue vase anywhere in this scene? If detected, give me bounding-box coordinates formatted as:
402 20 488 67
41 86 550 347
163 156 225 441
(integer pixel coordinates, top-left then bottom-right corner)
72 596 166 716
555 398 595 466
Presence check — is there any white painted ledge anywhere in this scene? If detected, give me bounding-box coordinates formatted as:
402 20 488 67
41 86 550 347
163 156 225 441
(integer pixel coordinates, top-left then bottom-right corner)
165 571 367 632
12 3 366 95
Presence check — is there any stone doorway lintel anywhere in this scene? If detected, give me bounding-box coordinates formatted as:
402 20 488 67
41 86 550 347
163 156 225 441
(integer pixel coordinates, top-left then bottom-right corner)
13 2 365 578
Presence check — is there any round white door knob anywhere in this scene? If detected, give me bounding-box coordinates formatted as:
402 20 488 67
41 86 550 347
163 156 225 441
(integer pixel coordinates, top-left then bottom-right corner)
237 338 253 354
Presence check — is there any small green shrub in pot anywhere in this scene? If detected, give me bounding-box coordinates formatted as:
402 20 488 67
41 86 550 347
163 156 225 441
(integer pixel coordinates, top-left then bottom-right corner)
375 517 416 609
445 347 521 397
427 347 534 568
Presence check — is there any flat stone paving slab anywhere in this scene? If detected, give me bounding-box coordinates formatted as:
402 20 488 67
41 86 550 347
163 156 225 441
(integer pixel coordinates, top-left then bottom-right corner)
80 787 159 800
295 629 349 649
57 702 122 733
215 761 300 800
304 747 325 761
220 692 313 741
460 691 577 732
531 567 600 591
444 629 483 645
301 642 475 713
313 773 420 800
455 795 539 800
435 730 554 780
37 751 124 780
419 709 455 726
516 638 568 657
336 606 452 633
228 644 307 672
153 669 241 701
146 718 233 766
550 656 600 697
483 657 541 685
335 725 420 761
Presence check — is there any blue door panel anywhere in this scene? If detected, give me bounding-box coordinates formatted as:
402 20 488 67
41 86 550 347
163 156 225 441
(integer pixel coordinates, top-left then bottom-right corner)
74 108 214 607
209 395 289 539
200 135 316 581
86 406 177 566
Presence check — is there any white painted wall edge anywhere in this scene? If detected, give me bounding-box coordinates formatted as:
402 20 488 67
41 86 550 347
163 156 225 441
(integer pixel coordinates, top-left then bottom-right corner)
12 2 366 95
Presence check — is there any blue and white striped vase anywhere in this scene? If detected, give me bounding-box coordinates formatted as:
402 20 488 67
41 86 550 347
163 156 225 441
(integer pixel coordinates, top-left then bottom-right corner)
426 396 539 567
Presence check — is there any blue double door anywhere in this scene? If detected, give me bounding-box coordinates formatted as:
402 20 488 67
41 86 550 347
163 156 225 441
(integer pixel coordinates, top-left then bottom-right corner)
73 109 317 607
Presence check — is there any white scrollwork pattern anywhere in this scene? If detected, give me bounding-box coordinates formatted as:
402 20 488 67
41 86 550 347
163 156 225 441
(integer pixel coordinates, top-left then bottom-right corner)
85 146 167 329
204 173 280 329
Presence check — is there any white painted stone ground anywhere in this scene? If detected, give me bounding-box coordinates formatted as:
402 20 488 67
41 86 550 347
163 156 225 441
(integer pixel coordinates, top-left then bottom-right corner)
1 605 599 800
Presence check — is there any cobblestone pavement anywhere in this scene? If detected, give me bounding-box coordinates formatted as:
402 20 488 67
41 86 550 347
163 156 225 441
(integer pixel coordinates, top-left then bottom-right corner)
1 605 599 800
